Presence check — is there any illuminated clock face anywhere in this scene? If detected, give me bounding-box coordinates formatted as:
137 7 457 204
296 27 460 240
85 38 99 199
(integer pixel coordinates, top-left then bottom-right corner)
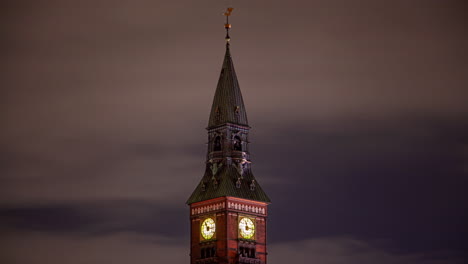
201 218 216 240
239 217 255 239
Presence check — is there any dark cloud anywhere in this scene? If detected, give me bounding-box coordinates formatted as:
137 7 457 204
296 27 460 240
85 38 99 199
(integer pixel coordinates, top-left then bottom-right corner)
0 200 188 240
254 116 468 255
269 237 466 264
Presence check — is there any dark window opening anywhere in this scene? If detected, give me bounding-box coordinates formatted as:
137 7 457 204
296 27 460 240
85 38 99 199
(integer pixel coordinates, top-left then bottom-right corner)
201 247 216 259
214 136 222 151
239 246 256 258
233 136 242 151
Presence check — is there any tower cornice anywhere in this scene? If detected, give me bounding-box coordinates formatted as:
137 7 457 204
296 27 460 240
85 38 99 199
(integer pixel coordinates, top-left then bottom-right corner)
207 123 251 132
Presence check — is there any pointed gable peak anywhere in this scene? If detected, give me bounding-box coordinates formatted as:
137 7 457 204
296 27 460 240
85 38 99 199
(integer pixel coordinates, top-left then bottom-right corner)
208 43 248 128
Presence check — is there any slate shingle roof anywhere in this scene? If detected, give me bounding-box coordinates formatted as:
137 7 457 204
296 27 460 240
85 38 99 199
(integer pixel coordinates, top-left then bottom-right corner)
208 44 248 128
186 165 271 204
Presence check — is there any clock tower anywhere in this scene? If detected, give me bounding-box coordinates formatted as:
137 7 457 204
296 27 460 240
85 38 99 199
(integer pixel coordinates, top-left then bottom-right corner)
186 8 271 264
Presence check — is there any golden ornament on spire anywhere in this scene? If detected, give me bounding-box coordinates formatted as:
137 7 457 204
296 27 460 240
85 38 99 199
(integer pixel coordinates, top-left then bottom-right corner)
224 7 233 29
224 7 233 17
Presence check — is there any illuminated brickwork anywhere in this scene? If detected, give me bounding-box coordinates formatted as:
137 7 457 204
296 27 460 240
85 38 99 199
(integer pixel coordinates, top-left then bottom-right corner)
190 198 268 264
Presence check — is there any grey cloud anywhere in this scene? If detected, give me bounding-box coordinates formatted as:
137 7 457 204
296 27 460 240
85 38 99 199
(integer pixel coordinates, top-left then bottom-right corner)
269 237 465 264
0 231 187 264
0 139 204 204
0 200 187 240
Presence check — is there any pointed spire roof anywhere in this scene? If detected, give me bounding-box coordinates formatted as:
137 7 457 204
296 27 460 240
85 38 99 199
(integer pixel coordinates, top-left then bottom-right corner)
208 43 248 128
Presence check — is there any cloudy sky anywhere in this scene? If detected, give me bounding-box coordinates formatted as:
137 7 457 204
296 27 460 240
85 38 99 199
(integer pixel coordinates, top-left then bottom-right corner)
1 0 467 263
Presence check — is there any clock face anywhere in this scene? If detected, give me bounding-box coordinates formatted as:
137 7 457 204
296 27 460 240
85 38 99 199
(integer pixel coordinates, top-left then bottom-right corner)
239 217 255 239
201 218 216 240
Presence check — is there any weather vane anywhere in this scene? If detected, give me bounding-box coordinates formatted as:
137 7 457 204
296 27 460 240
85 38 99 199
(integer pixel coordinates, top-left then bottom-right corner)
224 7 234 42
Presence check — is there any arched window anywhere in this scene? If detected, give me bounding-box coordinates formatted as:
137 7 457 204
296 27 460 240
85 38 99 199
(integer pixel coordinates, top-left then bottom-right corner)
233 136 242 151
214 136 221 151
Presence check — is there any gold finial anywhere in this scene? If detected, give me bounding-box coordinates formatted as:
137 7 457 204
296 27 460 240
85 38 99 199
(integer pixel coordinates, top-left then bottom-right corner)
224 7 234 17
224 7 234 42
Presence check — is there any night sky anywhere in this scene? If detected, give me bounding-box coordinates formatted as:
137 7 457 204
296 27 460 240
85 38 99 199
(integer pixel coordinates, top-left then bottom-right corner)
1 0 468 263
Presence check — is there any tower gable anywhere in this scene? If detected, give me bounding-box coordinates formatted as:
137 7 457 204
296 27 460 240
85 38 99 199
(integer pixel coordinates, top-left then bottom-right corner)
187 164 271 205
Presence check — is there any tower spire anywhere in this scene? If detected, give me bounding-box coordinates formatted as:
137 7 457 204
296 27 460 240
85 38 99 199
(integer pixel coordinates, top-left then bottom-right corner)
187 7 270 206
187 8 270 264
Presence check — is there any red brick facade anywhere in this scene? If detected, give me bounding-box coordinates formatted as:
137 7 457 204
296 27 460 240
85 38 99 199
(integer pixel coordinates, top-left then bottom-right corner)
190 197 268 264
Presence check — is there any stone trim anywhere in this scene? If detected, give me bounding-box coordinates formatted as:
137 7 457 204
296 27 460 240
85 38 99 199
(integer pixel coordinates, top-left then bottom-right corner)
192 202 226 215
227 202 266 215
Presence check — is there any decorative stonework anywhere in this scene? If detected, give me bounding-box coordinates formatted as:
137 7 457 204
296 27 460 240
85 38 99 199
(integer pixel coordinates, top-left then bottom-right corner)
231 130 242 140
192 202 226 215
239 256 262 264
210 160 223 175
191 201 266 216
236 161 245 176
235 158 250 176
195 257 219 264
227 202 266 215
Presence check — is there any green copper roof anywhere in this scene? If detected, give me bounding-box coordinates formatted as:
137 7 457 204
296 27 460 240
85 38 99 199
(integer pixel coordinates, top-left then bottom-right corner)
208 44 248 128
186 164 271 204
